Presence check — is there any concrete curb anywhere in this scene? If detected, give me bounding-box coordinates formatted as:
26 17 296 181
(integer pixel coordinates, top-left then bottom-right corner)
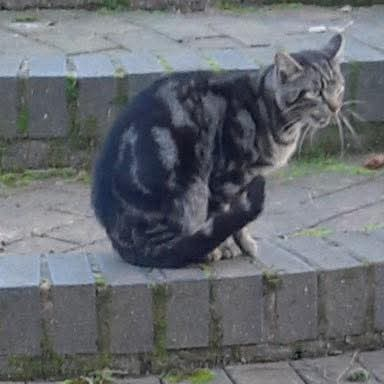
0 48 384 170
1 230 384 380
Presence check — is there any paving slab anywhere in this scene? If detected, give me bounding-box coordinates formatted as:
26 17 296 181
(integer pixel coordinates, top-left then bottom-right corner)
292 353 379 384
359 350 384 382
226 362 304 384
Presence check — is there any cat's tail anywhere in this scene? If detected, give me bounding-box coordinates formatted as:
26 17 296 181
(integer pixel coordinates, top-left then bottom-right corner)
112 176 265 268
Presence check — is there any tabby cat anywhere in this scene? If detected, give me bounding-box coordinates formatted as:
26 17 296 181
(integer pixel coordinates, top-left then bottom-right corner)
92 34 345 268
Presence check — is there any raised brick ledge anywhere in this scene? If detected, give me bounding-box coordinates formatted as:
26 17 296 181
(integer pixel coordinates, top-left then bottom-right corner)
1 46 384 170
0 231 384 380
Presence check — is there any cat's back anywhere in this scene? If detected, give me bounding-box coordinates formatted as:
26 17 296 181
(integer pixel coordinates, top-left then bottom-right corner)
92 72 215 228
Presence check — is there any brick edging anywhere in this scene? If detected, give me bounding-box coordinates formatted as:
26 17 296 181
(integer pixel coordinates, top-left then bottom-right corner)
1 49 384 170
1 230 384 380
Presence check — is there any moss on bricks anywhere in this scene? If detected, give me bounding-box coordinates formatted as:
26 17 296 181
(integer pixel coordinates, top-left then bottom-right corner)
164 368 216 384
156 55 173 73
208 281 223 364
205 57 222 73
65 73 81 149
262 270 282 292
152 284 169 371
95 273 112 362
113 67 128 107
16 76 29 136
291 227 333 238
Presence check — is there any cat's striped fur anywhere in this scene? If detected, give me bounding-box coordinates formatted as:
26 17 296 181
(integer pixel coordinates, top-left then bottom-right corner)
92 34 345 268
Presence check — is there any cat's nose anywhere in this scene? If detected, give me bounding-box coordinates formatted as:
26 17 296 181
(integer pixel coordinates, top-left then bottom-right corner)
327 97 341 113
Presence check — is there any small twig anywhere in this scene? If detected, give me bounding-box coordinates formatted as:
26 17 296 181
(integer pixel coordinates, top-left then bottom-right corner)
336 350 359 383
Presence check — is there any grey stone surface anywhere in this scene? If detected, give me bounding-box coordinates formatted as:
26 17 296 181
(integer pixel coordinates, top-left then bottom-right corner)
113 52 164 75
201 49 257 71
227 362 304 384
210 259 263 346
256 241 317 344
321 201 384 232
124 377 160 384
359 350 384 381
371 228 384 243
374 264 384 331
0 77 18 139
329 231 384 264
27 76 68 138
0 56 21 139
355 61 384 122
47 253 97 354
0 254 41 355
292 353 378 384
162 267 210 349
45 217 105 246
97 252 154 354
155 49 211 72
279 237 369 338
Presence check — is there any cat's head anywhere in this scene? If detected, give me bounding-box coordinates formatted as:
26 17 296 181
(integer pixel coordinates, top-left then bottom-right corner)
272 34 345 132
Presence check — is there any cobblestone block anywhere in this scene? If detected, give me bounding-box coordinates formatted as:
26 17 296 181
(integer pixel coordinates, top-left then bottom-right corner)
155 49 211 72
292 353 375 384
27 55 68 138
47 253 97 354
354 61 384 122
125 377 160 384
162 267 210 349
0 255 41 355
210 259 263 346
257 241 317 344
328 231 384 264
359 350 384 381
227 362 304 384
114 52 164 100
71 54 117 138
370 228 384 243
97 253 154 354
374 264 384 331
202 49 257 71
279 237 369 338
0 56 21 139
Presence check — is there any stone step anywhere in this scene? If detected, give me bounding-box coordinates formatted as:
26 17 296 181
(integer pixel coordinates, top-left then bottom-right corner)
1 37 384 170
1 229 384 380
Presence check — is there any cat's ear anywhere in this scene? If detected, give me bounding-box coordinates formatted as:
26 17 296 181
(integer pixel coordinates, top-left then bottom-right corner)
274 52 303 83
323 33 344 61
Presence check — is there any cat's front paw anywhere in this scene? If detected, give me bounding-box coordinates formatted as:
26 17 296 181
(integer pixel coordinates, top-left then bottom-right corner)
234 227 258 258
207 247 224 262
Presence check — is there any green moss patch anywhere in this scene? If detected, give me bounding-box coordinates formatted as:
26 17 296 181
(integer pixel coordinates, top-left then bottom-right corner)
346 367 370 382
291 227 333 238
262 270 282 291
276 156 374 181
156 55 173 73
0 168 89 188
13 14 39 23
362 223 384 233
164 368 216 384
152 284 169 369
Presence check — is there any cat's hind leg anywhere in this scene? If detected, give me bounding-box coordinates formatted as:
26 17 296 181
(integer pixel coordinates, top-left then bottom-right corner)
112 176 265 268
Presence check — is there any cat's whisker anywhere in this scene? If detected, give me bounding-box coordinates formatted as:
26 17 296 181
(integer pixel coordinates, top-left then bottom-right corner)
334 113 345 158
344 108 366 122
340 113 363 148
309 126 319 148
342 100 366 106
298 124 312 156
